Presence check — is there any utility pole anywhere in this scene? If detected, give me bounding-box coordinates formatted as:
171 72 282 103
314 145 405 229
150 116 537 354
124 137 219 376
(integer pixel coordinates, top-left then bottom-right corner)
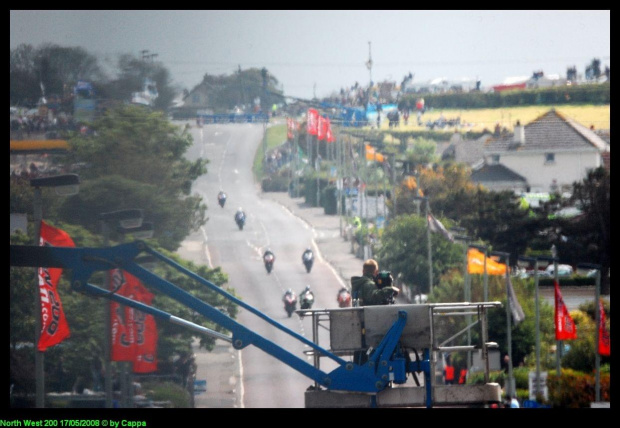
366 41 373 88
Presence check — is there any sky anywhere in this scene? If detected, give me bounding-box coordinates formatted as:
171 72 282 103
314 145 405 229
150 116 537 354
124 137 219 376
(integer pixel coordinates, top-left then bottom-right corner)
10 10 610 101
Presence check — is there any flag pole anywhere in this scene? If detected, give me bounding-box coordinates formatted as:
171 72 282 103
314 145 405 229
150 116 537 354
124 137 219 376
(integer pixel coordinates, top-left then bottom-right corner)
505 258 515 398
595 267 601 402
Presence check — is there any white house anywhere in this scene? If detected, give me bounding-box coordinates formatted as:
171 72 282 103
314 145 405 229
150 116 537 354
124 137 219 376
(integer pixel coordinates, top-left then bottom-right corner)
479 109 609 193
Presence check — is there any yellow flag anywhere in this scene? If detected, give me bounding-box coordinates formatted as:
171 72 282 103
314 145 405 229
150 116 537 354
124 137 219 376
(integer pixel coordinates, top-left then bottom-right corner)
365 144 385 162
467 248 506 275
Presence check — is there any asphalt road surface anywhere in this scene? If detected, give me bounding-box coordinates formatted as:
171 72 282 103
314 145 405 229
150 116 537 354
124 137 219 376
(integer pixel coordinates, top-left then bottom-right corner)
177 120 340 408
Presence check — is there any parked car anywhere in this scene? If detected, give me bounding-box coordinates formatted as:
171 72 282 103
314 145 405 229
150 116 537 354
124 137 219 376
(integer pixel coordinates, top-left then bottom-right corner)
545 264 573 276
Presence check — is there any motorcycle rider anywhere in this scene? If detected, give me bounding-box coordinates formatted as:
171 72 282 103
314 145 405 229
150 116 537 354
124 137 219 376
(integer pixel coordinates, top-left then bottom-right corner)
263 248 275 265
217 190 227 207
337 286 352 308
235 207 245 223
299 285 314 309
282 288 297 313
302 247 314 272
350 259 399 307
283 288 296 300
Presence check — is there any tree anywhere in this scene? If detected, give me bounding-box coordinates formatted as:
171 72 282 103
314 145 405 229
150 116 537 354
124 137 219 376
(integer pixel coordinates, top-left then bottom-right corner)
10 43 105 109
197 68 284 113
556 167 610 294
100 53 178 111
376 214 462 294
56 104 208 250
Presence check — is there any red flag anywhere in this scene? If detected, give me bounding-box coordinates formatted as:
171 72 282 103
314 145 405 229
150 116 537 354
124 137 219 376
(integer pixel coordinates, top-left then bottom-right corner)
132 283 158 373
307 109 319 135
37 221 75 351
598 300 610 356
554 280 577 340
317 115 327 140
325 117 335 143
109 269 158 372
287 117 296 139
110 269 135 361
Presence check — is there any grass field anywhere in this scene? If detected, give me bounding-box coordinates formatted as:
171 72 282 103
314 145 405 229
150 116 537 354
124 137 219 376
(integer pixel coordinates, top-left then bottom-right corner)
377 104 610 134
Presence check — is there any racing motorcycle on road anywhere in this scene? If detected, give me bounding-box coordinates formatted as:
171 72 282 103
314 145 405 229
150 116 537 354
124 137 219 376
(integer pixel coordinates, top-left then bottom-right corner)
263 250 275 274
217 191 227 208
234 209 246 230
299 286 314 310
302 248 314 273
337 287 352 308
282 289 298 317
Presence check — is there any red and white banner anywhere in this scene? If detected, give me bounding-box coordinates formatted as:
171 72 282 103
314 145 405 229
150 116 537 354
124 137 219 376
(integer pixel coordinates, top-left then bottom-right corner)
109 269 158 372
325 117 335 143
132 282 158 373
317 115 327 140
307 109 319 135
287 117 297 140
598 300 610 356
37 221 75 351
554 280 577 340
110 269 135 361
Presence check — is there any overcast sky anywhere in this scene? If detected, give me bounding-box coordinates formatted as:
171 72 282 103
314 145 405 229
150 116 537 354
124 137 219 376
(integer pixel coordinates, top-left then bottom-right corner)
10 10 610 101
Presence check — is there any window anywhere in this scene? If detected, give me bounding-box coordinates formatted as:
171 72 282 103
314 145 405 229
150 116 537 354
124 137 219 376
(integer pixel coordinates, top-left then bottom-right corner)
490 154 500 164
545 153 555 164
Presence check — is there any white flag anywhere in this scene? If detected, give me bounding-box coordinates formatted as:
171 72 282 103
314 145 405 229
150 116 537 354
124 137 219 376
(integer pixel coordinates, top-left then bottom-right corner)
427 214 455 243
507 276 525 325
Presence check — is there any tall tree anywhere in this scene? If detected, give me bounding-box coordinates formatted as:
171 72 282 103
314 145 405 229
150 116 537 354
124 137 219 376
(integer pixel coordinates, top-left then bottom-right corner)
10 43 105 109
376 214 462 294
558 167 610 294
100 53 178 111
57 104 207 250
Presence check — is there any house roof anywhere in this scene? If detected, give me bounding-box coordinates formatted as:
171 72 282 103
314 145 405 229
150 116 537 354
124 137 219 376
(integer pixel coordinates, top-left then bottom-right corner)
487 109 609 154
441 133 488 166
470 162 527 184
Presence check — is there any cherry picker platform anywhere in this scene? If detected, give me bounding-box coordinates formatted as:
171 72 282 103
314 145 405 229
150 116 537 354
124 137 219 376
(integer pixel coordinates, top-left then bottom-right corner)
11 240 502 408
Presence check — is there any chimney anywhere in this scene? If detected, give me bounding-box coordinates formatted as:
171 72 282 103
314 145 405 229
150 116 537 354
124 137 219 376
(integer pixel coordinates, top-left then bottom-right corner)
514 120 525 145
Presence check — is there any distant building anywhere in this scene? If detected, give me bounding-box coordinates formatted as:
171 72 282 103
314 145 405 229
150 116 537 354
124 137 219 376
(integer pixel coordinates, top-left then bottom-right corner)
481 109 609 193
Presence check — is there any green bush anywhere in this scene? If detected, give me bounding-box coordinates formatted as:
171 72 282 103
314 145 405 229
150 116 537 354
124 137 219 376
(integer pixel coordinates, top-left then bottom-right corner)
547 368 611 408
261 175 289 192
141 380 192 408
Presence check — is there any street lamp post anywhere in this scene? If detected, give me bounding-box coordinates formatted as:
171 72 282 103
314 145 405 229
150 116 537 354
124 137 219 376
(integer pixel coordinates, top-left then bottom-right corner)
518 255 552 401
99 209 143 408
468 244 487 371
29 174 80 408
577 263 602 402
452 231 471 370
414 196 432 295
492 251 514 399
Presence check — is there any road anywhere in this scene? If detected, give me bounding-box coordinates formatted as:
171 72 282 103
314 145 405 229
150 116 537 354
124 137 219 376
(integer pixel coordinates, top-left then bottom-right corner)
172 119 610 408
177 121 341 408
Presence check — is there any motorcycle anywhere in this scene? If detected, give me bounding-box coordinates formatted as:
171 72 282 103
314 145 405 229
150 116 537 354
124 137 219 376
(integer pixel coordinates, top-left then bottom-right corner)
337 288 352 308
264 253 275 274
302 251 313 273
300 289 314 310
235 212 245 230
283 292 297 317
217 192 226 208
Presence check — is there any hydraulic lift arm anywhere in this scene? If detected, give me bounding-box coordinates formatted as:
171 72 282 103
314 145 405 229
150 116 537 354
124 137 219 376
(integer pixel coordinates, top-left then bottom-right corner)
10 241 405 393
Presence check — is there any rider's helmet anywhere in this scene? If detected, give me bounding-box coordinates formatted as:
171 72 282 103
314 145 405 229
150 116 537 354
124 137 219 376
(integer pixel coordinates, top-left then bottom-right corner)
306 247 312 253
286 288 293 295
304 285 311 293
